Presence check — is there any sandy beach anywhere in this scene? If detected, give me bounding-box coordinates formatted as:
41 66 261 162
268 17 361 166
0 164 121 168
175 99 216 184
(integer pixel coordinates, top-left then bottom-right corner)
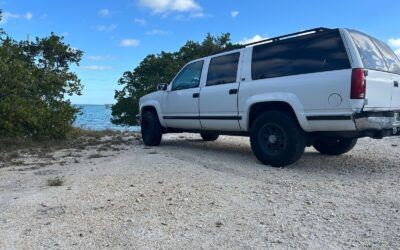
0 133 399 249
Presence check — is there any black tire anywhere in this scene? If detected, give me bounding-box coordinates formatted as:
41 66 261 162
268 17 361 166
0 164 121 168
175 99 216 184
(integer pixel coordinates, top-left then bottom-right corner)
141 111 162 146
200 132 219 141
313 137 357 155
250 111 306 167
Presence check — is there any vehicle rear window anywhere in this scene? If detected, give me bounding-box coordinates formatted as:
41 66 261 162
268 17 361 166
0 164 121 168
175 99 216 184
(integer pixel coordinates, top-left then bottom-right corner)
206 52 240 86
348 30 387 72
371 38 400 75
252 29 351 80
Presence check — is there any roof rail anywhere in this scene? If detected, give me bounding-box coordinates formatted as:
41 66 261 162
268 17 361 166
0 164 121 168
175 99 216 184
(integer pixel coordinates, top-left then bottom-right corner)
211 27 330 56
243 27 330 47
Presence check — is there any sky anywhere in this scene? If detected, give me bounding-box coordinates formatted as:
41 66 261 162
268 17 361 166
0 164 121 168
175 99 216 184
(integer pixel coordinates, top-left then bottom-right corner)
1 0 400 104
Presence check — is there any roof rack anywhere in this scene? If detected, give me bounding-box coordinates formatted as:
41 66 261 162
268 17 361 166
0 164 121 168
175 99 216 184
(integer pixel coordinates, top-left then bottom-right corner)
211 27 330 56
243 27 330 47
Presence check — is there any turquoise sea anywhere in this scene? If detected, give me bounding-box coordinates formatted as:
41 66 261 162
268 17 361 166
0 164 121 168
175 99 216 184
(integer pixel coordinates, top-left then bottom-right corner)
73 105 140 132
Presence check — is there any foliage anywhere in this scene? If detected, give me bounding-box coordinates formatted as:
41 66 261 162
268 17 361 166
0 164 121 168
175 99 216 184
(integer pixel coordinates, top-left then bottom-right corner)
0 10 83 139
112 33 240 126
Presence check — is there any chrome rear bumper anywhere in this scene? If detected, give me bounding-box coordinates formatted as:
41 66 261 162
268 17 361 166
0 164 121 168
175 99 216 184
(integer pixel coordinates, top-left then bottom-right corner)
355 111 400 135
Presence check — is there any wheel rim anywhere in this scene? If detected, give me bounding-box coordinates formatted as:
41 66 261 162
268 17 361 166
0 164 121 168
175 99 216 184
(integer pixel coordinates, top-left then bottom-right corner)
258 123 287 155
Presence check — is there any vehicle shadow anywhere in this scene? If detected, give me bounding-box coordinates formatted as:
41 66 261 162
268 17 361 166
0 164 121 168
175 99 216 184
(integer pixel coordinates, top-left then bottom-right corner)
159 136 396 178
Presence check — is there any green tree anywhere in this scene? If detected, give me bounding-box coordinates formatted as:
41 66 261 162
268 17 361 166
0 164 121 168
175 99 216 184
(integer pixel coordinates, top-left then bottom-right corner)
0 11 83 139
112 33 239 126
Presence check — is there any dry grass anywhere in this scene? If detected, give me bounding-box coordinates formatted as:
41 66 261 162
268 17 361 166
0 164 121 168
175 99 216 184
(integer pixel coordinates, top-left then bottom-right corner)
0 128 141 168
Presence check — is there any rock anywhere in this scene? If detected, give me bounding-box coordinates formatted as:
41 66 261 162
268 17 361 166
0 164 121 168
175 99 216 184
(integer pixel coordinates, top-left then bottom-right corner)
215 221 223 227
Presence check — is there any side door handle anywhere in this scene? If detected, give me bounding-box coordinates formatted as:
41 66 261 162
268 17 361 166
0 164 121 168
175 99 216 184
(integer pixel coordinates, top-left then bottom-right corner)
193 93 200 98
229 89 238 95
395 81 399 87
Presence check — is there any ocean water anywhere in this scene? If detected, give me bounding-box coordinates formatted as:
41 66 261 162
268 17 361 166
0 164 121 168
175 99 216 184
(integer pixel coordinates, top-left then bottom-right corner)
73 105 140 132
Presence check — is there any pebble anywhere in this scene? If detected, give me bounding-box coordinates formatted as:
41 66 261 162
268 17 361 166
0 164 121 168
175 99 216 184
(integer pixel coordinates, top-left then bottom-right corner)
215 221 224 227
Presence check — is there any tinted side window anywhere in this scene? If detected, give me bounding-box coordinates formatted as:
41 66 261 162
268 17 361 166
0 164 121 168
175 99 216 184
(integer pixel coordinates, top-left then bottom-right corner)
206 53 240 86
252 30 351 80
290 31 351 75
252 40 295 79
172 60 204 91
348 30 387 72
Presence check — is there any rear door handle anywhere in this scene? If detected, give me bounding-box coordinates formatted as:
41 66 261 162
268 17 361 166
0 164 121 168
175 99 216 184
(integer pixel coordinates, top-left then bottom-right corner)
395 81 399 87
229 89 238 95
193 93 199 98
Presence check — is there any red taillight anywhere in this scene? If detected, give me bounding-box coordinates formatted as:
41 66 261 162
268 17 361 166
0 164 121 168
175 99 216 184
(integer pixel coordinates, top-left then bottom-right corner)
351 68 366 99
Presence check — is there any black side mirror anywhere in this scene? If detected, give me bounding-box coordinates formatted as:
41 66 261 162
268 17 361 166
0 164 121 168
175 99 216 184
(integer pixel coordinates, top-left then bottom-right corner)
157 83 168 91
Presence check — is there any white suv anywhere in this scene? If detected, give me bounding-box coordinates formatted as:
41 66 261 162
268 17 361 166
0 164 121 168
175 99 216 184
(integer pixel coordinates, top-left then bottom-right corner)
138 27 400 167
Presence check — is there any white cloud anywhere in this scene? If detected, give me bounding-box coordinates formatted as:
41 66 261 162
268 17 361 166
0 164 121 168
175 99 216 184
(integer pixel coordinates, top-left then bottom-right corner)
190 12 205 18
239 34 268 45
231 11 239 18
138 0 204 18
97 24 117 33
98 9 111 17
87 55 112 61
134 18 146 25
25 12 33 20
389 38 400 48
0 11 33 24
88 56 103 61
174 12 210 21
139 0 201 13
0 12 19 24
146 29 169 35
120 39 140 47
80 65 113 71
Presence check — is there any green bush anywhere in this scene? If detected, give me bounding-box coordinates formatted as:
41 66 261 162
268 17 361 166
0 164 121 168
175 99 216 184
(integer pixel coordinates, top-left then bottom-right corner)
0 10 83 139
111 33 240 126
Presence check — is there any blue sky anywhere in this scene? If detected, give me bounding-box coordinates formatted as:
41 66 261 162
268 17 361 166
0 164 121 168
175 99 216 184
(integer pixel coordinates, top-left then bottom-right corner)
1 0 400 104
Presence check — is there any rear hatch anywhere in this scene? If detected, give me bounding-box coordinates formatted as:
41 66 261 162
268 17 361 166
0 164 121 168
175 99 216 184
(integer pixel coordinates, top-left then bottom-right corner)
348 29 400 111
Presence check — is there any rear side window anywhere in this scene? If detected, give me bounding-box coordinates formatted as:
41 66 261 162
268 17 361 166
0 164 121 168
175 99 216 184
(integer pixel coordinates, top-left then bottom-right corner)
348 30 387 72
206 52 240 86
252 29 351 80
371 38 400 75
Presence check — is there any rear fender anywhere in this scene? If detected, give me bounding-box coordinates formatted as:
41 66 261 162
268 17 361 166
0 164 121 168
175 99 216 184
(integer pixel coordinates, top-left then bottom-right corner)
242 92 311 132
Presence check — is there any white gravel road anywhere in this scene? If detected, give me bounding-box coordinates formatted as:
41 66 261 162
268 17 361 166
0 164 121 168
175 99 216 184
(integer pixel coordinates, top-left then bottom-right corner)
0 134 399 249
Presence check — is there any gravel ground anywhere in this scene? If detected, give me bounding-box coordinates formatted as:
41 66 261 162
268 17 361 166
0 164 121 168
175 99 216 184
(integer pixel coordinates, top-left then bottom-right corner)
0 134 399 249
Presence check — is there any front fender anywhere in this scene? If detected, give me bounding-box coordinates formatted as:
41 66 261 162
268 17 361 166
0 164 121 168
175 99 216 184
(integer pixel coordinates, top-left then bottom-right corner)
139 100 166 127
242 92 311 132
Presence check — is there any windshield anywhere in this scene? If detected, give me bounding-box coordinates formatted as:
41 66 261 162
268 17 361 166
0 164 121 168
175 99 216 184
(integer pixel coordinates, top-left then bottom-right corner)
348 29 400 75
